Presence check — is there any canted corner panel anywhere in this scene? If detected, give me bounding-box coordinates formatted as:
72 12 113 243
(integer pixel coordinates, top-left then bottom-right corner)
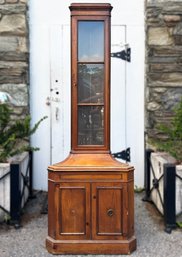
95 184 123 237
59 183 90 238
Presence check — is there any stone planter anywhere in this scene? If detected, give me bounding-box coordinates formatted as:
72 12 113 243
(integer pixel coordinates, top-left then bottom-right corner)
0 152 33 227
0 163 10 221
144 150 182 233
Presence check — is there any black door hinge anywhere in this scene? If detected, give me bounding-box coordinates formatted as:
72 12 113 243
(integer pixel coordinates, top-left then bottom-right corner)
111 48 131 62
112 148 131 162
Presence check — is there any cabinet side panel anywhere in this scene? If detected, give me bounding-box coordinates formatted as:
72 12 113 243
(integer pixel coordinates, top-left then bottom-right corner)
48 180 56 238
128 180 135 237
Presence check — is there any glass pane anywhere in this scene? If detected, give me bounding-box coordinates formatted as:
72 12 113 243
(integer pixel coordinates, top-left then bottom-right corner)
78 64 104 103
78 21 104 62
78 106 104 145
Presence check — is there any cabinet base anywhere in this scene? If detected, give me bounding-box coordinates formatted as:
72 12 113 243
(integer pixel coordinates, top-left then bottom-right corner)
46 236 137 255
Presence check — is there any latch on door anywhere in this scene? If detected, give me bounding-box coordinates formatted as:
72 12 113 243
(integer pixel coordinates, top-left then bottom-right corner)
46 97 51 106
111 48 131 62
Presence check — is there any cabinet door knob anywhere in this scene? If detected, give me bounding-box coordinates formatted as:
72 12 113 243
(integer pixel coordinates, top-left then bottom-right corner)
107 209 114 217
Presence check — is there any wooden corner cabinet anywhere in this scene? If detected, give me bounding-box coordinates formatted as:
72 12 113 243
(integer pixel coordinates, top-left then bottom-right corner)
46 3 136 255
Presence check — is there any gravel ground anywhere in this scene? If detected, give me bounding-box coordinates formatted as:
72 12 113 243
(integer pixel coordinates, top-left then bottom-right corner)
0 191 181 257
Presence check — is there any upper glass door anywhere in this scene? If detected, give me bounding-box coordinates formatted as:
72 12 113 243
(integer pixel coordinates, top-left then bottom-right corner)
70 3 112 152
77 21 105 146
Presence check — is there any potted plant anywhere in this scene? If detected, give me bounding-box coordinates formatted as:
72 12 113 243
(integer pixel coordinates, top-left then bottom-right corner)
0 103 47 224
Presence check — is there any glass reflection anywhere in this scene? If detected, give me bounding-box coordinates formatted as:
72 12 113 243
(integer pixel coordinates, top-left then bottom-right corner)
78 21 104 62
78 106 104 145
78 64 104 103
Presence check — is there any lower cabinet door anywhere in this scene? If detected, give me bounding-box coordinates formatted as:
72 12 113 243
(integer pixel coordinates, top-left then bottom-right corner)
92 182 124 240
57 182 91 240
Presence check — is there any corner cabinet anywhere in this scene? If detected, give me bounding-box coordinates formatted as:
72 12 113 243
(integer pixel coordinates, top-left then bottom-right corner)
46 3 136 255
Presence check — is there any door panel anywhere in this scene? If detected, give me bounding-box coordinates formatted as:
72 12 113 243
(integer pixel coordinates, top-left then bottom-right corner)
110 25 126 154
92 182 124 239
50 25 71 164
58 182 90 239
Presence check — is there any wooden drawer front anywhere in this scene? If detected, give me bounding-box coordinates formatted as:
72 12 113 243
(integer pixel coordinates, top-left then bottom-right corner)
92 182 123 239
58 182 90 239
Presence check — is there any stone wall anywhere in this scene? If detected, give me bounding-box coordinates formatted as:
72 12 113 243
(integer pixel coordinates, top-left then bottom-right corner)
0 0 28 119
145 0 182 143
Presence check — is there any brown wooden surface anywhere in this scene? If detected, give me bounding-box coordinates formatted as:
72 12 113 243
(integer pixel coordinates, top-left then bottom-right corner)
48 153 134 172
47 158 136 254
47 3 136 254
70 4 111 152
46 237 136 255
58 182 90 240
92 182 123 239
69 3 113 17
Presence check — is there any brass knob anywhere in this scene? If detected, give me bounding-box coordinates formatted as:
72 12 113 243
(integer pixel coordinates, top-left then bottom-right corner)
107 209 114 217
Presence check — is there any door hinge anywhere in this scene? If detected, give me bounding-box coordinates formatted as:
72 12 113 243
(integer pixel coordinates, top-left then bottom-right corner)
112 148 131 162
111 48 131 62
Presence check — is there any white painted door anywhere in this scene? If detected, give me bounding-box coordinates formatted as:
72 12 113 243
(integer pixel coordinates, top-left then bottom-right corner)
111 25 126 154
49 24 127 162
29 0 144 190
49 25 71 164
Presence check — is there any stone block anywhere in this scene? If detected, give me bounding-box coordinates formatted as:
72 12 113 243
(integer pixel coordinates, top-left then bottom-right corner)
163 4 182 15
161 88 182 110
6 0 18 3
149 72 182 83
151 46 182 57
163 15 181 23
0 14 26 35
173 22 182 36
148 27 174 45
150 63 182 73
0 36 28 52
147 102 160 111
148 56 178 63
0 75 25 84
0 52 28 61
148 81 182 88
0 83 28 106
0 4 26 14
153 87 167 93
173 22 182 45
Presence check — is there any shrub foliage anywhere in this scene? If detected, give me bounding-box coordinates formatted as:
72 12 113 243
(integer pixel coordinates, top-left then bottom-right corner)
0 104 47 162
154 98 182 162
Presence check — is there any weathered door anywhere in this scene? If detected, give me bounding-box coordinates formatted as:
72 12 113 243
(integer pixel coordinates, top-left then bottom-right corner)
30 0 144 190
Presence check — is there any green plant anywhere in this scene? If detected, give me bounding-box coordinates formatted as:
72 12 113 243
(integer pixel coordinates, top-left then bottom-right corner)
153 98 182 162
0 103 47 162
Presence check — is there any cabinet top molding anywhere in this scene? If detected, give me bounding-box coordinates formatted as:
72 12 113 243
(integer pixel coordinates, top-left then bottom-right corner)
69 3 113 15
